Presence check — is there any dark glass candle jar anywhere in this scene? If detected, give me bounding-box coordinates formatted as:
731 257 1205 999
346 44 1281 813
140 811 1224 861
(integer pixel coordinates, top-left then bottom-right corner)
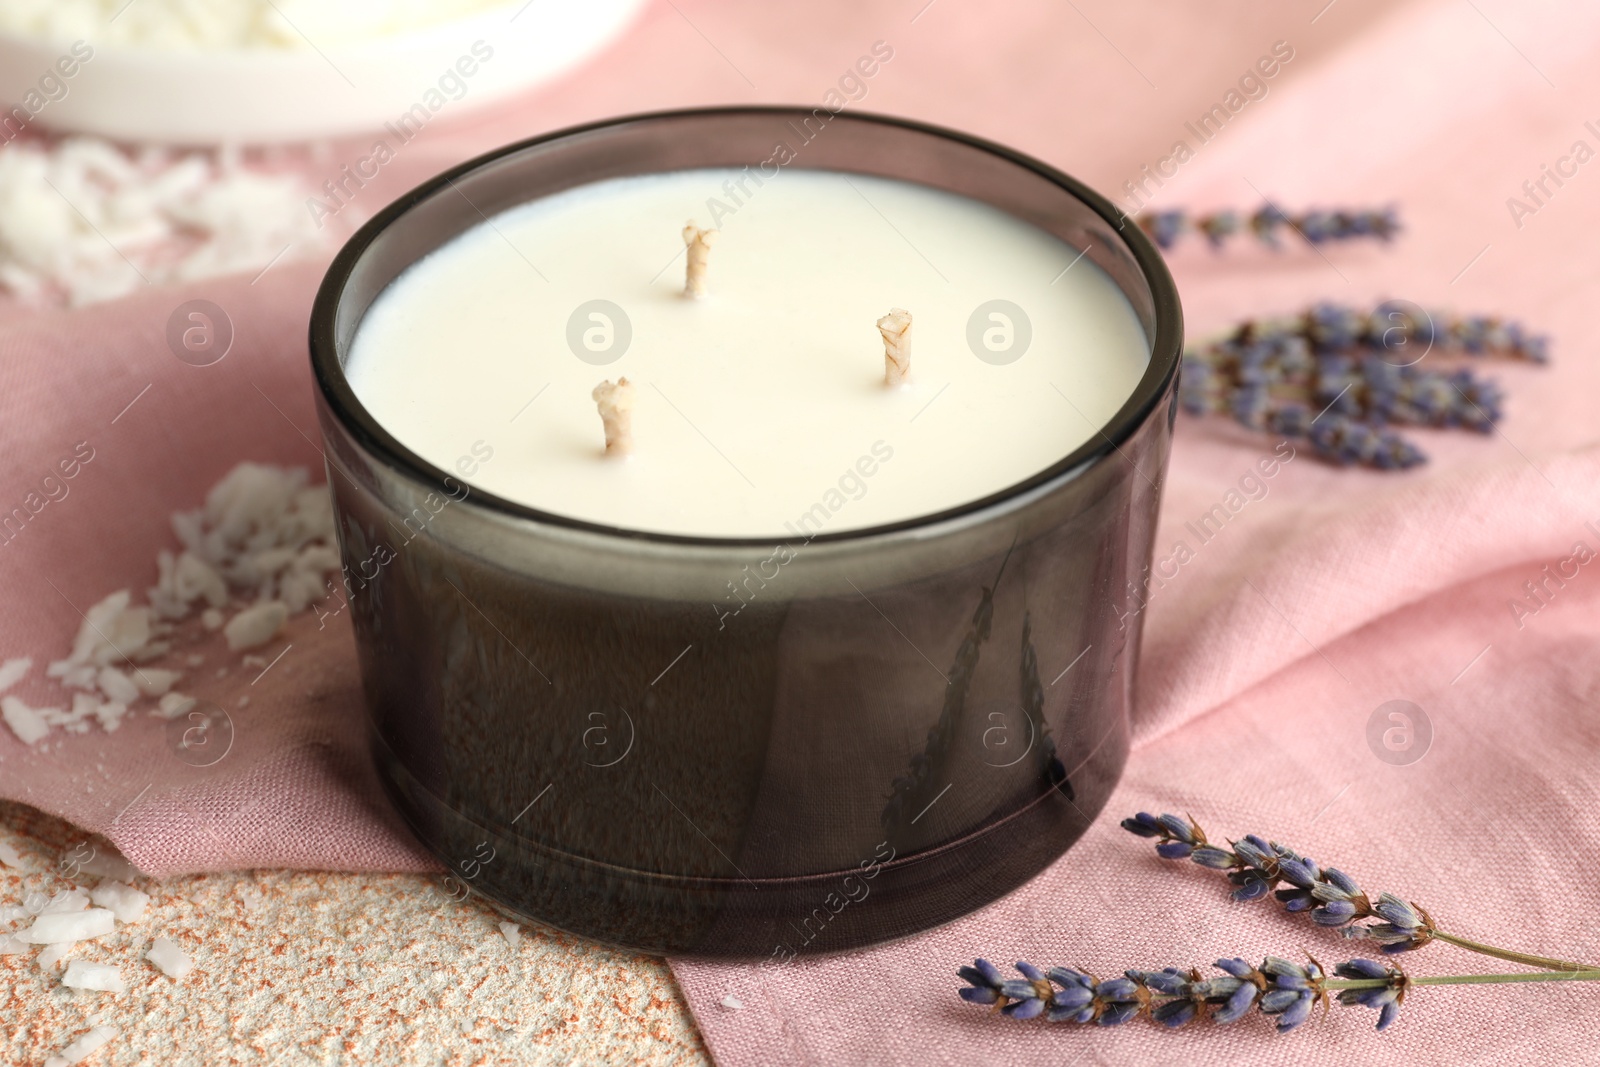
309 108 1182 956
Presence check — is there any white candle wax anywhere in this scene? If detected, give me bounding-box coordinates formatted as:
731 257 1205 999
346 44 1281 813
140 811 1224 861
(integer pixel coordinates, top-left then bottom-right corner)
347 168 1149 538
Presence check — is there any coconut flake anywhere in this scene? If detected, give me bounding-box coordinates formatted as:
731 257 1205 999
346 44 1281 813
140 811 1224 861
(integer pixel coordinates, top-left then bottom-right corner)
2 696 52 745
94 667 141 705
39 888 90 914
44 1024 117 1066
146 935 194 980
0 657 31 693
224 602 288 651
154 692 197 720
0 838 24 868
94 701 129 733
201 608 224 631
497 921 520 949
79 847 141 883
63 959 126 993
89 882 148 924
131 668 182 698
38 942 72 970
22 908 114 944
0 136 330 309
720 995 744 1010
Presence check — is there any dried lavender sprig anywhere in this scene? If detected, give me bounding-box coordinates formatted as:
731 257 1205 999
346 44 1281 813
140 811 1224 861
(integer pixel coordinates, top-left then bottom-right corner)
1180 302 1549 469
1213 303 1549 364
1137 205 1401 251
958 956 1600 1034
1122 813 1597 973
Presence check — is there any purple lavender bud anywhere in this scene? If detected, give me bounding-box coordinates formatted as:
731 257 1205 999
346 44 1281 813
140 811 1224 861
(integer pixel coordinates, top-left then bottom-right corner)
1191 846 1237 869
1259 989 1300 1013
1335 958 1389 980
1299 210 1336 244
961 959 1004 986
1214 982 1259 1024
1156 813 1194 840
1274 991 1315 1032
1142 210 1187 250
1250 204 1290 247
1129 968 1188 996
1378 939 1422 955
1015 961 1046 983
1214 958 1254 980
1178 356 1214 415
1372 893 1424 929
1050 985 1094 1011
1229 873 1272 903
1229 383 1271 431
1376 999 1401 1031
1197 209 1240 249
1096 978 1140 1001
1266 403 1312 439
1278 857 1320 889
1152 999 1197 1028
958 959 1006 1004
1322 867 1361 896
1121 812 1164 838
1002 995 1046 1020
999 979 1038 1001
1233 835 1275 868
1097 1002 1142 1027
1156 841 1195 860
1048 967 1093 990
1312 899 1359 926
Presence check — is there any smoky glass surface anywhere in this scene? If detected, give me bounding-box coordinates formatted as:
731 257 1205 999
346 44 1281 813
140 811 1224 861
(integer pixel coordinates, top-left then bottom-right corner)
310 108 1182 956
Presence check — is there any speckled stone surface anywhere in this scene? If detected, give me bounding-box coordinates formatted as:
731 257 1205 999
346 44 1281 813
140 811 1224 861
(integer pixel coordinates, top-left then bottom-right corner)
0 801 709 1066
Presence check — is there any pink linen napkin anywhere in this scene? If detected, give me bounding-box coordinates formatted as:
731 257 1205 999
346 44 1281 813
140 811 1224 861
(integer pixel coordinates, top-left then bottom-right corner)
3 0 1598 1063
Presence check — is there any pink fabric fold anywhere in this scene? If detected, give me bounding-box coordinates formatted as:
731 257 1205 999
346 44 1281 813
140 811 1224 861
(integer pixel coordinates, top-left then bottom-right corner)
2 0 1597 1062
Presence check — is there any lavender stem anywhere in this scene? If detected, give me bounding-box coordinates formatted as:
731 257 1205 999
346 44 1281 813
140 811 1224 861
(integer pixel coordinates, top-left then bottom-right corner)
1334 969 1600 990
1430 931 1598 974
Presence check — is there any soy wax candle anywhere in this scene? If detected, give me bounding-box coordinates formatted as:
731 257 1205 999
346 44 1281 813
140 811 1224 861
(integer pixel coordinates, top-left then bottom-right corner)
311 109 1182 955
345 169 1151 538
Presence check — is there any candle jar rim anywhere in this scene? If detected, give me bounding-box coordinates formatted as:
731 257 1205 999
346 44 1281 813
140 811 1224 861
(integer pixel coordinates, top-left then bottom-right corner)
310 105 1182 549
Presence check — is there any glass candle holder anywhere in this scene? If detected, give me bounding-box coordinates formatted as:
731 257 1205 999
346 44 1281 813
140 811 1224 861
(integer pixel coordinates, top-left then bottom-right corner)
309 108 1182 956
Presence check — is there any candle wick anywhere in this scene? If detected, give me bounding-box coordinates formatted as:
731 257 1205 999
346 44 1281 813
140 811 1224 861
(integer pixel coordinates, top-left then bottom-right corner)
592 377 636 457
682 222 718 298
877 308 912 387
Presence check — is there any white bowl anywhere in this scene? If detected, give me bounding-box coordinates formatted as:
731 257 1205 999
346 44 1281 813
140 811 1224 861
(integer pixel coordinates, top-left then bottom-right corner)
0 0 647 146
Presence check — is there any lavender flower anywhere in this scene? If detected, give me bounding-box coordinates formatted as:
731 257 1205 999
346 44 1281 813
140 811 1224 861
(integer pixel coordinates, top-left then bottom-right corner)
1181 303 1548 469
1122 814 1407 936
953 955 1431 1034
958 954 1600 1035
1208 958 1266 1023
1258 956 1327 1033
1137 205 1400 251
1342 893 1435 954
1334 958 1407 1031
1120 811 1600 976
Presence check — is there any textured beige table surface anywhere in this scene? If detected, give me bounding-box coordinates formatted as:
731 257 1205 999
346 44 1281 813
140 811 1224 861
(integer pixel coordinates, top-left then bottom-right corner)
0 801 710 1066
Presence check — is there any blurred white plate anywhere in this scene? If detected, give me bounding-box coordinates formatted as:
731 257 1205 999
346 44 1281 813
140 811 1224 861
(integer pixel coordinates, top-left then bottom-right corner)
0 0 647 145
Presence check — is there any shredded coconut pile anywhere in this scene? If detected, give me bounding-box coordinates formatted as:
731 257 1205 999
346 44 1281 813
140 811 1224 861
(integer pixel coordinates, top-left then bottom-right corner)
0 838 195 1066
0 0 508 50
1 463 342 746
0 138 329 306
